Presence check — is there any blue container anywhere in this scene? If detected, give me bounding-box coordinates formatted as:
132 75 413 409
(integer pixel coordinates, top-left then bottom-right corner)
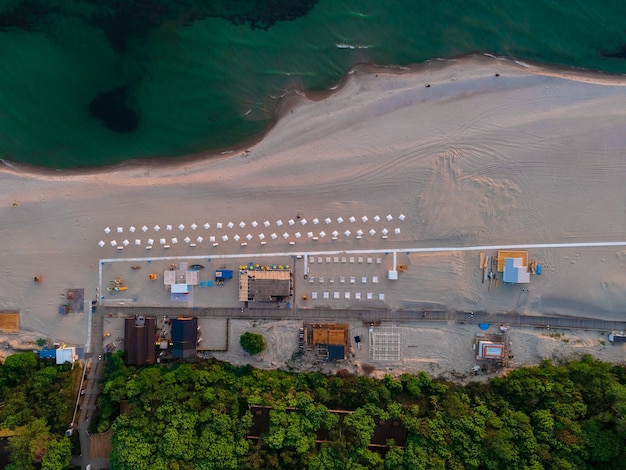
536 264 542 275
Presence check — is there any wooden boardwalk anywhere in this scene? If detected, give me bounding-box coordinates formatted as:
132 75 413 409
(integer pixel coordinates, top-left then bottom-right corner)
103 306 626 332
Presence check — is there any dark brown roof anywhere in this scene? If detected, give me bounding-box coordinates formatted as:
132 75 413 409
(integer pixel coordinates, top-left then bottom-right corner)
124 317 156 366
248 278 291 301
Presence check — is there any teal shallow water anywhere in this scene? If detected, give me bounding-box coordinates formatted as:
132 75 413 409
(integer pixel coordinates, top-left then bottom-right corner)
1 0 626 169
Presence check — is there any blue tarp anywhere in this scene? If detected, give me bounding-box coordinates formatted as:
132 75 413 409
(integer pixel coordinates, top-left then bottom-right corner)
39 349 56 359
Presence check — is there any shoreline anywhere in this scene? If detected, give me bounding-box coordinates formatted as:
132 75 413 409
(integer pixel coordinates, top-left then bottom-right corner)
3 53 626 177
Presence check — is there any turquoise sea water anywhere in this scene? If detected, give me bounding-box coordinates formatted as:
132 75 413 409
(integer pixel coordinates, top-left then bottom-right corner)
1 0 626 169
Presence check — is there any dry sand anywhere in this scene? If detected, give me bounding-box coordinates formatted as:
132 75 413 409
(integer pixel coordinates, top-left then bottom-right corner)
1 55 626 376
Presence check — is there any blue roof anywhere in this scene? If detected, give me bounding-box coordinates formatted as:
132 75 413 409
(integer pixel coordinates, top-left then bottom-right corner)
39 349 56 359
327 345 345 361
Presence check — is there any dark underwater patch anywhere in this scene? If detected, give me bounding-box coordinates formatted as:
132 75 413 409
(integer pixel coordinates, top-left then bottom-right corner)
88 86 139 133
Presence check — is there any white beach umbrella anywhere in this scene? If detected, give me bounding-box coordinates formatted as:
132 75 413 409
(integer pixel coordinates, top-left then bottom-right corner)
288 219 295 226
222 235 229 241
216 222 222 229
270 233 277 240
307 232 314 238
325 218 332 224
190 223 197 230
395 228 401 234
233 234 240 242
204 223 210 229
98 240 105 247
209 236 215 242
382 228 389 235
184 237 191 244
246 234 253 241
142 225 148 232
362 216 369 222
166 225 172 231
319 231 326 238
178 224 185 231
171 238 178 244
227 222 234 229
251 221 258 227
117 227 123 233
356 229 364 236
110 240 117 247
369 229 376 236
301 218 307 225
399 214 406 221
160 238 166 245
337 217 344 224
343 230 349 237
264 220 270 227
349 216 356 223
386 214 393 221
197 236 204 243
239 221 246 228
295 232 301 239
259 233 266 240
135 239 141 246
374 215 380 222
129 226 136 233
154 225 161 232
282 232 289 239
312 218 319 225
276 220 283 226
147 238 154 245
123 239 129 246
104 227 111 234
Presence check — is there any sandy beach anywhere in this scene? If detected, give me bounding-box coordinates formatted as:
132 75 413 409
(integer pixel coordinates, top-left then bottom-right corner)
1 55 626 377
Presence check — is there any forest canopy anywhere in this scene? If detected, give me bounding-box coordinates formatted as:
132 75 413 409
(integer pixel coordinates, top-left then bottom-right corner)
97 352 626 470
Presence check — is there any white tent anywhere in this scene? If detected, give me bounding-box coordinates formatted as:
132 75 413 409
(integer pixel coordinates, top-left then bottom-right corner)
386 214 393 221
312 218 319 225
196 236 203 243
295 232 301 239
356 229 364 236
395 228 401 234
190 223 197 230
117 227 123 233
129 226 136 233
160 238 166 245
216 222 223 229
264 220 270 227
98 240 105 247
166 225 172 231
349 216 356 223
222 235 229 241
373 215 380 222
239 221 245 228
154 225 160 231
337 217 344 223
325 217 331 224
276 220 283 226
227 222 234 229
343 230 350 237
362 216 369 222
209 236 215 242
271 233 277 240
252 221 258 227
382 228 389 235
204 223 210 229
147 238 154 245
301 218 307 225
307 232 314 238
135 239 141 246
282 232 289 239
259 233 266 240
369 229 376 236
288 219 295 226
178 224 185 231
184 237 191 243
171 238 178 244
399 214 405 221
319 231 326 238
104 227 111 234
123 239 129 246
142 225 148 232
246 234 253 240
233 235 240 241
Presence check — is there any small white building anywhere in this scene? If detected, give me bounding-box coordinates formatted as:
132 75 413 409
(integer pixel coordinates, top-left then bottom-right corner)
56 347 76 365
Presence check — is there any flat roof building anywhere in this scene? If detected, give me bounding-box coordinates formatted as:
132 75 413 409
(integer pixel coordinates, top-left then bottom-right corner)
239 270 292 302
124 316 156 366
171 317 198 359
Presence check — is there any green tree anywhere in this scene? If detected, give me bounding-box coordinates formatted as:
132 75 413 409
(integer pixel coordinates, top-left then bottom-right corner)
240 332 266 355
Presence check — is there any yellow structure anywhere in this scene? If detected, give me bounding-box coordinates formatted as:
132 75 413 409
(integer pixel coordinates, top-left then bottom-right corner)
497 251 528 272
